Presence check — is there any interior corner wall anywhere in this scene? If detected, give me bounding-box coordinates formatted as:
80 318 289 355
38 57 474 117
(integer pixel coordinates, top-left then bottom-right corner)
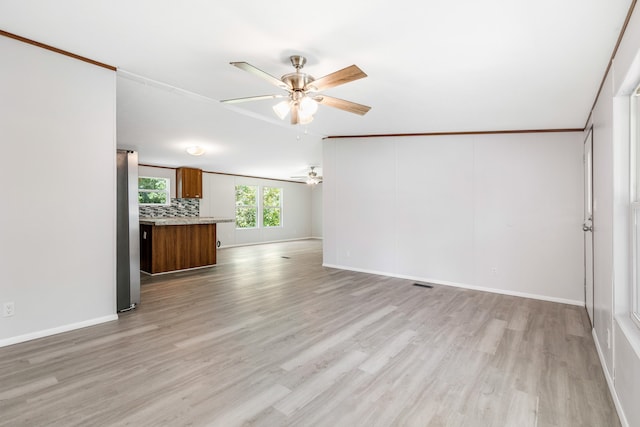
323 132 584 304
311 184 323 238
0 36 117 345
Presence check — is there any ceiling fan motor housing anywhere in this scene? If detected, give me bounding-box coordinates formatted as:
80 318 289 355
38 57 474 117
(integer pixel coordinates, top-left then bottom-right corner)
289 55 306 70
282 73 315 91
282 56 316 91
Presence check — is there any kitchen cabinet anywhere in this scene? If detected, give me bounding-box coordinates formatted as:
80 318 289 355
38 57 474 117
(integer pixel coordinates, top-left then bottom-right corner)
139 217 234 274
139 223 215 274
176 167 202 198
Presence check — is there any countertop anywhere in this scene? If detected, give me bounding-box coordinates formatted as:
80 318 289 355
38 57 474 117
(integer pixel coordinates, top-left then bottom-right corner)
139 217 235 226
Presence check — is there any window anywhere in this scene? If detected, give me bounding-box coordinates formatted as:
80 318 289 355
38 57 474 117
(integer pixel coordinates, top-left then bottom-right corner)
263 187 282 227
235 185 283 229
631 84 640 328
235 185 258 228
138 176 170 205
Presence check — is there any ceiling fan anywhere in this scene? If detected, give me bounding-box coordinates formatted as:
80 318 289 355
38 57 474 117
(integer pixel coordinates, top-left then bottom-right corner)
221 55 371 125
291 166 323 185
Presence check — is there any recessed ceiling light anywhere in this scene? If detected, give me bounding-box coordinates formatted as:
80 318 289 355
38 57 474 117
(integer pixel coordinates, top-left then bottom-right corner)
186 146 205 156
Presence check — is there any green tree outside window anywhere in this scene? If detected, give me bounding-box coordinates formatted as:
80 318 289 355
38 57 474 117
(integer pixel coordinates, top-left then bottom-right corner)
235 185 258 228
138 177 170 205
263 187 282 227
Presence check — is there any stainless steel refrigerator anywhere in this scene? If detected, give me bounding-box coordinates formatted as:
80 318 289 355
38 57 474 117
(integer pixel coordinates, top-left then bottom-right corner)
116 150 140 311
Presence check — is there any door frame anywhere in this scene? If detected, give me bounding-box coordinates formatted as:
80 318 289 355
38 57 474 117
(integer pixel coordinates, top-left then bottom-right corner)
584 126 595 327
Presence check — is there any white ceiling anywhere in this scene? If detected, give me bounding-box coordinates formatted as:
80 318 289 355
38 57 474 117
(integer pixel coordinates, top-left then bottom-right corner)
0 0 632 180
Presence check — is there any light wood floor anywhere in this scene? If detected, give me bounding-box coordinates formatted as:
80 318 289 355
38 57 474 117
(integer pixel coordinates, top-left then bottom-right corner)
0 240 619 426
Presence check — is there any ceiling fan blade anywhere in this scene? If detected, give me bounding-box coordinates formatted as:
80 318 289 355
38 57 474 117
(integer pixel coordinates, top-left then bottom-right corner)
230 61 290 90
306 65 367 92
315 95 371 116
220 94 286 104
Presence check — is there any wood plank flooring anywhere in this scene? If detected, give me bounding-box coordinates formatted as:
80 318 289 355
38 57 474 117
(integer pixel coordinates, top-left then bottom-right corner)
0 240 620 426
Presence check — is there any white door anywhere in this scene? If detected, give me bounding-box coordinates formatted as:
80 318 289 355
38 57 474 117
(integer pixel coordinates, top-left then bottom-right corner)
584 129 594 326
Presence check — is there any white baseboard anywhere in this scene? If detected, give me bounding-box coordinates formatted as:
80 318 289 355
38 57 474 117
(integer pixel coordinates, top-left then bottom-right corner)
321 263 584 306
0 314 118 348
141 264 216 276
221 237 319 249
593 328 629 427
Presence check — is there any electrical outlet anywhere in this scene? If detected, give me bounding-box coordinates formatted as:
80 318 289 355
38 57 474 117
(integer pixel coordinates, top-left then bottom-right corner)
3 301 15 317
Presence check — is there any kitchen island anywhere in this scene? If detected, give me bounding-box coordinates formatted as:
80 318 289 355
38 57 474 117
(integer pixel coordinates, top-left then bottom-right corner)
139 217 234 274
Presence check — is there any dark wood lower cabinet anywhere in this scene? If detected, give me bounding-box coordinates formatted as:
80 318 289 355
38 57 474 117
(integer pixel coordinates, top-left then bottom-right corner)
140 223 217 274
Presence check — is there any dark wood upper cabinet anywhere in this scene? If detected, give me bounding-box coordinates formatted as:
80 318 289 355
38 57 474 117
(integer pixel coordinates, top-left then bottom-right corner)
176 167 203 198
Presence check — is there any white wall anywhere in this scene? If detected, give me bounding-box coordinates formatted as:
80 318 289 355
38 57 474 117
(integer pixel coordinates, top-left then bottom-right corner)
201 172 236 246
0 37 117 345
200 172 313 247
311 184 323 238
588 5 640 427
324 132 584 304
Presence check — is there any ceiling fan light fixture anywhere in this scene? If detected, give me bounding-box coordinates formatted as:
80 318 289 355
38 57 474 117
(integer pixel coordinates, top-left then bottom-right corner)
273 100 291 120
295 96 317 124
299 96 318 115
299 111 314 125
186 146 206 156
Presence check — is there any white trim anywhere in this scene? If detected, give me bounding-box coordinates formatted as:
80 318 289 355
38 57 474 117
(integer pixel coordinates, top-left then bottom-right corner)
632 202 640 328
140 264 216 276
616 314 640 360
0 314 118 348
632 90 640 329
593 328 630 427
321 263 584 306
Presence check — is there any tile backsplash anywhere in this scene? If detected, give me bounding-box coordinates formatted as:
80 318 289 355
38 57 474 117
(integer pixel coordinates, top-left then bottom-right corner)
139 198 199 218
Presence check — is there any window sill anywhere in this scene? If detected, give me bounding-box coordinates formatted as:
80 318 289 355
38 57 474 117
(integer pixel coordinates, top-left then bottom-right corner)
615 314 640 360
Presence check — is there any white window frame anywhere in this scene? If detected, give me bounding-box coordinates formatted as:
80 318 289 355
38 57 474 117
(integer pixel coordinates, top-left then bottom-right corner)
262 186 283 228
235 184 259 229
630 86 640 329
138 176 170 206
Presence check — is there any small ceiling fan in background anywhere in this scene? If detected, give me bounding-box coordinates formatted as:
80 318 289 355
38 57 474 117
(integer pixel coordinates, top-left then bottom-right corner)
221 55 371 125
291 166 323 185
